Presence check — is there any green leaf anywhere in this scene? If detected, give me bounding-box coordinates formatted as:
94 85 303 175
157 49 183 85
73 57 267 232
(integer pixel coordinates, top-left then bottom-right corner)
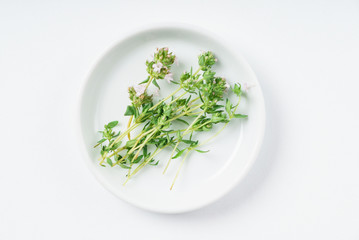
233 114 248 118
225 99 231 115
195 149 210 153
175 119 189 125
211 114 227 123
143 145 148 157
182 139 198 146
148 160 159 166
132 155 143 164
199 92 204 103
170 80 179 84
107 121 118 128
211 104 224 111
97 138 106 144
172 149 186 159
134 107 139 118
203 71 216 80
106 158 113 167
114 154 122 161
185 95 192 105
180 72 190 81
142 103 152 114
233 83 242 97
100 146 107 155
125 139 137 148
110 141 122 150
119 163 131 169
198 55 205 66
125 156 132 165
176 130 182 141
140 76 150 84
124 105 135 116
142 121 150 130
152 79 160 89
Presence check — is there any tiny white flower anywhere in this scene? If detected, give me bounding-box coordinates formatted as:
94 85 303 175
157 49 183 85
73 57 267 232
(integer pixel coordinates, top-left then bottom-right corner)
242 82 256 92
152 62 163 73
224 82 230 92
164 73 173 83
133 84 146 97
203 79 207 84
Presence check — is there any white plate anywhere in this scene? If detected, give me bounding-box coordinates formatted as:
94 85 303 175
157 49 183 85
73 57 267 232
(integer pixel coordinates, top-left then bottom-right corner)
77 24 265 213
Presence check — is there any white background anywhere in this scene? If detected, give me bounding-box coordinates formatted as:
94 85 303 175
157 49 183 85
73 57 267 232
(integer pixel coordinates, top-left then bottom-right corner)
1 0 359 239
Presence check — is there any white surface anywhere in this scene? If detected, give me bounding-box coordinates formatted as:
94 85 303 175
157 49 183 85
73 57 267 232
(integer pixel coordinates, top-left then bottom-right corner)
78 25 265 213
0 0 358 239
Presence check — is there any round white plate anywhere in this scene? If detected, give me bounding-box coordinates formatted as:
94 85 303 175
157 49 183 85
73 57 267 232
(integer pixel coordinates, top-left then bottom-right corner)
78 24 265 213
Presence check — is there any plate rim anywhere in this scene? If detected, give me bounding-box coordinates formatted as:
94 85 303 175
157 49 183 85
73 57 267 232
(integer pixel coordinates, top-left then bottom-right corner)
76 23 266 213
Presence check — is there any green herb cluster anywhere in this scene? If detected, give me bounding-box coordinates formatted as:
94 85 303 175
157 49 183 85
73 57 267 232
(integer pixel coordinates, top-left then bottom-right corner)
94 47 248 189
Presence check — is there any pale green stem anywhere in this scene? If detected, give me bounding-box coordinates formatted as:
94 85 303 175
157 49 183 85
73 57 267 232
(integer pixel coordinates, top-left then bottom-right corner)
170 150 190 190
127 115 134 140
144 76 154 91
168 91 187 105
166 104 203 123
111 123 140 147
149 87 181 111
196 123 229 148
108 146 126 158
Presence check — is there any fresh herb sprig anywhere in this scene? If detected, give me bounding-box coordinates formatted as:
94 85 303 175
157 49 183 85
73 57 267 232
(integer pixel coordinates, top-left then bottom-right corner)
95 47 250 189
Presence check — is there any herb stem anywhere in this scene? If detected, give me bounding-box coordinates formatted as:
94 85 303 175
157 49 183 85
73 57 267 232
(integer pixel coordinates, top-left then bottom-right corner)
188 97 200 105
108 146 126 158
127 115 134 140
149 87 182 111
112 122 140 146
168 91 187 105
166 104 204 123
144 76 154 91
170 149 190 190
193 68 201 76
